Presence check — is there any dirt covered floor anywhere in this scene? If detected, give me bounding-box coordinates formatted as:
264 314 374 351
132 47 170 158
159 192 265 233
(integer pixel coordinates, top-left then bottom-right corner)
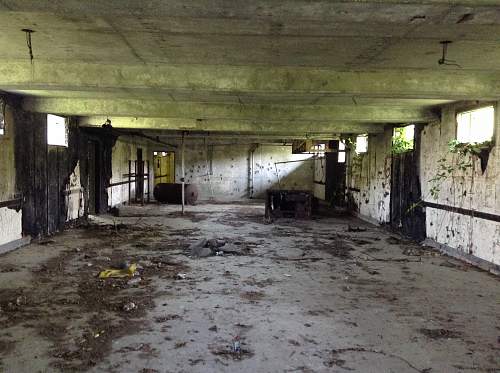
0 202 499 372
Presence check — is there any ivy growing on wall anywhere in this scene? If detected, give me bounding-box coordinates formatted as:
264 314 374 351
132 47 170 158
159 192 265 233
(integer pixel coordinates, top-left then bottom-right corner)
428 140 492 200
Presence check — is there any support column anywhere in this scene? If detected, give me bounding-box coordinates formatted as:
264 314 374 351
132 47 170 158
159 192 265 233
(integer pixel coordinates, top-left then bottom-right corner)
181 132 185 215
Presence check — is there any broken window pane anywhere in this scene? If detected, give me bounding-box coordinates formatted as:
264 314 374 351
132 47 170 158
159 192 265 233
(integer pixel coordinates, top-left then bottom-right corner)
47 114 68 147
456 106 494 144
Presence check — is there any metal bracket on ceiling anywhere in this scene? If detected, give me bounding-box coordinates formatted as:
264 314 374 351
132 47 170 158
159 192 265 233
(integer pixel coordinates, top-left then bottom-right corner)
438 41 461 68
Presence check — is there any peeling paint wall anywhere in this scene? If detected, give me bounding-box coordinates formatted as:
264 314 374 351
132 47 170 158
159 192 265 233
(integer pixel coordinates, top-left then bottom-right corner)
108 137 153 207
0 104 22 246
421 102 500 266
347 128 392 224
169 139 314 201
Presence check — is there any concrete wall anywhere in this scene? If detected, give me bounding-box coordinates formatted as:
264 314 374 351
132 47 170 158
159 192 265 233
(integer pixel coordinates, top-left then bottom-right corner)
170 138 314 201
347 128 392 224
344 104 499 267
421 102 500 266
0 104 22 246
108 137 153 207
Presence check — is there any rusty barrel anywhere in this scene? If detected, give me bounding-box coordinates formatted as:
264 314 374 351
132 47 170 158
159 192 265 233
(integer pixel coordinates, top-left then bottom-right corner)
153 183 198 205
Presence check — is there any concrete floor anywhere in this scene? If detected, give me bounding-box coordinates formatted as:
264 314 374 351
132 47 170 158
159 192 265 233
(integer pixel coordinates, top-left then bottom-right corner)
0 202 499 373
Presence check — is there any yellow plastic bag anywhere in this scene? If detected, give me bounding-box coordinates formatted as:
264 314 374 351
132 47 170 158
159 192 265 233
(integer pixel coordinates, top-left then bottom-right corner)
98 263 137 279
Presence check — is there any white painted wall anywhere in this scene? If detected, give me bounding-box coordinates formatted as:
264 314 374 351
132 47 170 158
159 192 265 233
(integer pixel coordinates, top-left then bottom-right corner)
254 144 314 198
421 102 500 265
347 128 392 224
108 137 153 207
172 139 314 201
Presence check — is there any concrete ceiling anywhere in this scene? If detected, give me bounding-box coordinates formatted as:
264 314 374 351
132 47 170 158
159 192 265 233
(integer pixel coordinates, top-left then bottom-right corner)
0 0 499 136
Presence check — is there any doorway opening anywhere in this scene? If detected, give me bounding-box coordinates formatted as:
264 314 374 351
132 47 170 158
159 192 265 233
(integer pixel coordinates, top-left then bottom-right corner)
153 151 175 185
87 140 101 214
136 148 144 201
325 140 347 208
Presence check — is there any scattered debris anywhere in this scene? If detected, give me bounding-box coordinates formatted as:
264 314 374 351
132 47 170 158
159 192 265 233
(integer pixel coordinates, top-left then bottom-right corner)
347 225 366 232
350 238 373 245
189 239 212 258
419 328 463 340
38 239 56 246
439 261 470 271
189 238 253 258
139 368 159 373
99 263 137 278
209 325 218 332
127 277 142 286
154 314 181 323
175 341 187 349
386 236 410 245
328 347 427 372
270 255 322 262
123 302 137 312
456 13 474 24
210 341 254 361
240 291 265 302
15 295 27 306
232 336 241 354
207 238 226 249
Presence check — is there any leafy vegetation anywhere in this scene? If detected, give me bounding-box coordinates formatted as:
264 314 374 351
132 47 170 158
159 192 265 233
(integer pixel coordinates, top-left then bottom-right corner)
428 140 491 199
392 126 414 154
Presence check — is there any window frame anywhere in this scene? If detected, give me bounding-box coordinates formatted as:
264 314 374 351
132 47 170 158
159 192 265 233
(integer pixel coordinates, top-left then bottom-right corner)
47 114 69 147
455 103 496 145
355 134 368 154
338 140 346 163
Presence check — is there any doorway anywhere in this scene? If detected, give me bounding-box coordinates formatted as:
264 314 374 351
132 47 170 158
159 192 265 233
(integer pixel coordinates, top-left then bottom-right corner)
87 140 100 214
153 151 175 185
325 140 347 208
390 126 426 240
136 148 144 201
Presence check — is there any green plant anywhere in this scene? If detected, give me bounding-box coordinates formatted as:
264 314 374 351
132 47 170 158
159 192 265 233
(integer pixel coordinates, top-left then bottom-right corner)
392 127 414 154
427 140 491 200
405 139 491 214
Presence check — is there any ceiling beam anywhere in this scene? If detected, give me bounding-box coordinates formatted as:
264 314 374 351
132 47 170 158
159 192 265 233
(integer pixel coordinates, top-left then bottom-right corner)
24 98 437 122
1 0 499 15
79 116 386 134
3 61 499 101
